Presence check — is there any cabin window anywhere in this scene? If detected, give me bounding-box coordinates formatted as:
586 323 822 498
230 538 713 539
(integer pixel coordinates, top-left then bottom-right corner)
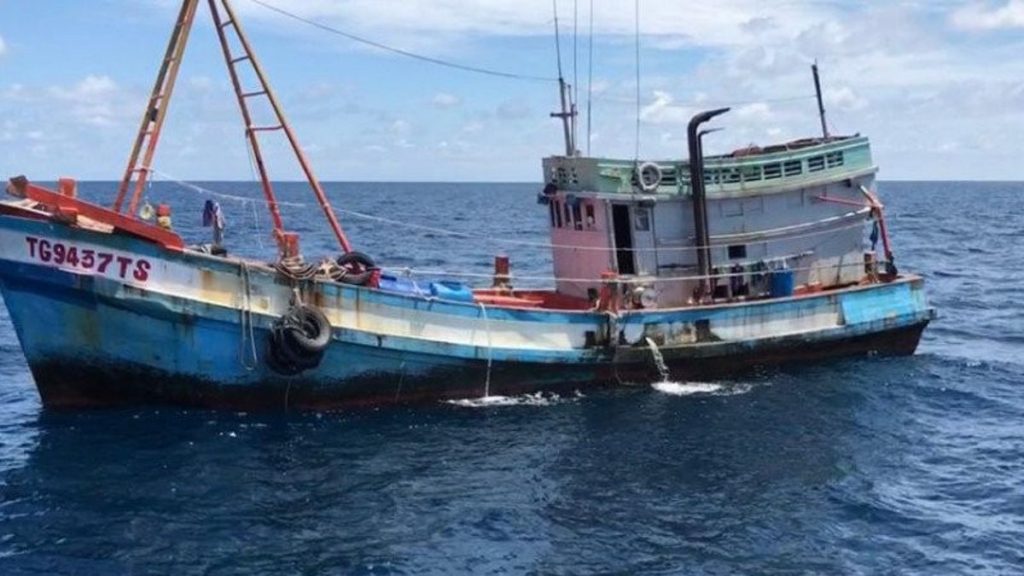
554 200 563 228
740 166 763 183
703 169 718 185
722 169 741 184
763 163 782 180
728 245 747 260
563 201 572 228
783 160 803 176
585 203 596 229
808 156 825 172
826 151 844 168
572 203 583 231
634 207 651 231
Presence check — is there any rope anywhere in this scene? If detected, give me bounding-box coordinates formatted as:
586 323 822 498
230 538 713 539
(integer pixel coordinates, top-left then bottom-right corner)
151 173 878 289
239 260 259 370
247 0 557 83
150 170 871 254
274 256 319 281
394 258 876 286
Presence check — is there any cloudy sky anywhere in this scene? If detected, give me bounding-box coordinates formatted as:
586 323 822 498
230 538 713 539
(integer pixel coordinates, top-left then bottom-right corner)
1 0 1024 181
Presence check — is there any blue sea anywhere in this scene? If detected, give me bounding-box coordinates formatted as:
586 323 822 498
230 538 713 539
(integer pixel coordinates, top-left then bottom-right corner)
0 181 1021 574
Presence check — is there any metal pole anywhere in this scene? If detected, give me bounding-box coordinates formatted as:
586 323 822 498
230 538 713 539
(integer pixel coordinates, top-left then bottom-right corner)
812 62 829 139
551 77 575 156
686 107 730 300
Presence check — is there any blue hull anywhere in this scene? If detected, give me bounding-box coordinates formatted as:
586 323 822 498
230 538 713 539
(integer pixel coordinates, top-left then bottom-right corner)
0 215 933 410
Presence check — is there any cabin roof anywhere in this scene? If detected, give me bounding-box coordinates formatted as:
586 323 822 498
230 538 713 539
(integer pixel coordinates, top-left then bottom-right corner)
544 135 876 198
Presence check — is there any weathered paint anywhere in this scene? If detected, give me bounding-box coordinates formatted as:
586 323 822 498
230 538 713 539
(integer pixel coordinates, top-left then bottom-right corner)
0 213 934 410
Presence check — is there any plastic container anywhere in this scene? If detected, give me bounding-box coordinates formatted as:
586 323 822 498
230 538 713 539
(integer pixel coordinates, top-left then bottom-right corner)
429 281 475 303
377 274 423 296
770 268 795 298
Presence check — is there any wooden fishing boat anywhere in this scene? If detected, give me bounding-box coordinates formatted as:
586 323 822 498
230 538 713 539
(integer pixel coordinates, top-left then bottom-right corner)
0 0 934 409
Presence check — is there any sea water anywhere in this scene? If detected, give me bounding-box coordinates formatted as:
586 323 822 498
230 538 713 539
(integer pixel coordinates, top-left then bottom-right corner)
0 181 1022 574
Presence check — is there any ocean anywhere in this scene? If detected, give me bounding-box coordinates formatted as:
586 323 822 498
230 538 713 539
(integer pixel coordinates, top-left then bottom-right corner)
0 181 1021 574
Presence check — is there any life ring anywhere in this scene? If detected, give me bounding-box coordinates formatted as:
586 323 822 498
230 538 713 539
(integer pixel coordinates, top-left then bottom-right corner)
334 251 378 286
636 162 662 193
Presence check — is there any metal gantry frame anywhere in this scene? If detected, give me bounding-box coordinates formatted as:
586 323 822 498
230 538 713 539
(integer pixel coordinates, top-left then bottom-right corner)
115 0 353 255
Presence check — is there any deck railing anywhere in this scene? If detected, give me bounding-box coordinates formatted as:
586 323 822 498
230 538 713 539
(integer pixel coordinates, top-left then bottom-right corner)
544 136 875 196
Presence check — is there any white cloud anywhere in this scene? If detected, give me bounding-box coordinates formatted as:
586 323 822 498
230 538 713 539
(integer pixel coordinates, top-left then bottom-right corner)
824 86 868 112
431 92 461 109
231 0 832 49
735 102 772 121
57 75 118 98
0 34 7 57
951 1 1024 30
496 98 530 120
49 75 124 127
639 90 691 126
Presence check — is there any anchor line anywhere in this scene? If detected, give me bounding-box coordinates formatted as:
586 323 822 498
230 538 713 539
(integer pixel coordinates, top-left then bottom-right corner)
478 302 494 397
150 171 872 254
239 260 259 370
394 258 878 286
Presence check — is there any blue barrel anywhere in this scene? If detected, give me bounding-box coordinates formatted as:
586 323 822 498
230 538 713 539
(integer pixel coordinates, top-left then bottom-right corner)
770 269 795 298
429 281 475 303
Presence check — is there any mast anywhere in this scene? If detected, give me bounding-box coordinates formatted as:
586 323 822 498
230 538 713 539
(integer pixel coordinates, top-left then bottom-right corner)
116 0 354 255
812 61 829 139
551 78 576 156
550 0 576 156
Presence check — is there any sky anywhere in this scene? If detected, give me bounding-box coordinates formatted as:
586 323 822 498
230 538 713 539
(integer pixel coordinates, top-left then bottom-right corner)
2 0 1024 182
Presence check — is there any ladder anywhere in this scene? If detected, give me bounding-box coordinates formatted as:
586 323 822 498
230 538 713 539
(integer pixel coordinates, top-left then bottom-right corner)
114 0 354 256
114 0 199 217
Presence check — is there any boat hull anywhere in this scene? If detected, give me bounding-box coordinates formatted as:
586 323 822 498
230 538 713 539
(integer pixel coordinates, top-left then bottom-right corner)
22 322 927 410
0 214 934 410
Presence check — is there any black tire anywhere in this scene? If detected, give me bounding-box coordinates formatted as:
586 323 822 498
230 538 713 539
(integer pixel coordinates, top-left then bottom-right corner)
335 251 378 286
283 304 332 355
277 329 324 370
265 332 304 376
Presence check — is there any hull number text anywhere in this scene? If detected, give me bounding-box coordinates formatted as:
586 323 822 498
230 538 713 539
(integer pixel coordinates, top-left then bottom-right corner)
25 236 151 282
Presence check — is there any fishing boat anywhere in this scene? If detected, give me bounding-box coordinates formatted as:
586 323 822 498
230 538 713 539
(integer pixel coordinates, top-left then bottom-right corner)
0 0 934 409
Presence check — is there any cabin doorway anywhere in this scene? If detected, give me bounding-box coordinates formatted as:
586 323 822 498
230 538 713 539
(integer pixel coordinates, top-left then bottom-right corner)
612 204 636 275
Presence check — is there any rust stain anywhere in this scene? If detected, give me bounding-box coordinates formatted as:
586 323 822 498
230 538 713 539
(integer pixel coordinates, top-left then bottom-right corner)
199 268 216 294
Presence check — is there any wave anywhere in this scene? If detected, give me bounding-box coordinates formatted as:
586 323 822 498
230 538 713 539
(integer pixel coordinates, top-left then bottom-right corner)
445 391 579 408
651 381 754 397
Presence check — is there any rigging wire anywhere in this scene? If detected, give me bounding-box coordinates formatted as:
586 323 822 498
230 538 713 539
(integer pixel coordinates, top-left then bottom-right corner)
634 0 641 161
572 0 579 150
586 0 594 156
247 0 556 83
149 169 871 254
594 92 817 108
552 0 565 80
